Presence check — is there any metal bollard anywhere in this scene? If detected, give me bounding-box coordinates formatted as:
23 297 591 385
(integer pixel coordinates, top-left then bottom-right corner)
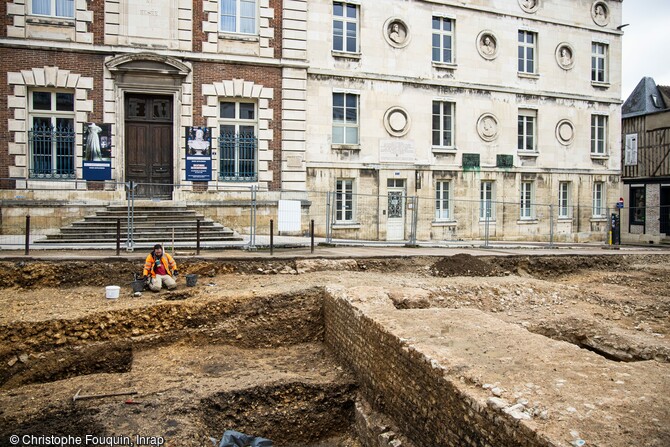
24 215 30 256
116 218 121 256
270 219 274 256
310 219 315 253
196 219 201 255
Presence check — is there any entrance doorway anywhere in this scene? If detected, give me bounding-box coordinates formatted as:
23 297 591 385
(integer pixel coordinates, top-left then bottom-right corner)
124 94 174 199
387 179 405 241
661 186 670 235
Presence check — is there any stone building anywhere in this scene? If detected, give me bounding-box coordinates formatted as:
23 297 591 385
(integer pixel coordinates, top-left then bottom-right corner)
620 77 670 244
305 0 623 242
0 0 623 243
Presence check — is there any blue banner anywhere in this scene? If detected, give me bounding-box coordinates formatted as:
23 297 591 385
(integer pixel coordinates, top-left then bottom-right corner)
82 123 112 181
185 126 212 182
186 158 212 181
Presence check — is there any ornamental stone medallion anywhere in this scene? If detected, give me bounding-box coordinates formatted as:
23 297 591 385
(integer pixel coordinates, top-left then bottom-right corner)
556 119 575 145
477 113 499 141
477 31 498 60
384 107 411 137
518 0 540 14
555 43 575 70
591 1 609 27
384 18 410 48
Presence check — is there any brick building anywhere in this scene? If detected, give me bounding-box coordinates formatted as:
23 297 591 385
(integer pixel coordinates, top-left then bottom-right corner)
0 0 308 232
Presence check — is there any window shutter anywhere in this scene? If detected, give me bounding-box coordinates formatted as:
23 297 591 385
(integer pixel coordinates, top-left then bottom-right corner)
625 134 638 166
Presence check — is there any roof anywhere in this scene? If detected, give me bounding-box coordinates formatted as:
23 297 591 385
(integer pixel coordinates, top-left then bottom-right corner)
658 85 670 109
622 77 668 118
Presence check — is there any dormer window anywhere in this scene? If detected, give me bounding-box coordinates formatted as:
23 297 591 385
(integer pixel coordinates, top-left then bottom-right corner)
651 94 660 108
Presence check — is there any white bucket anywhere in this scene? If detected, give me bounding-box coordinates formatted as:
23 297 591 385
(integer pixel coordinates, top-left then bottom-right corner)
105 285 120 299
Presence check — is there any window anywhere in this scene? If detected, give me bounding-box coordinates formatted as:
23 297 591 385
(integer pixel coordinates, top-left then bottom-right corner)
335 179 354 222
435 180 451 220
432 17 454 64
219 101 257 181
29 90 75 178
432 101 454 148
520 181 533 219
518 110 537 152
333 2 359 53
591 115 608 155
480 181 495 220
332 92 359 145
220 0 257 34
559 182 571 218
592 182 605 217
591 42 608 83
31 0 74 18
625 133 638 166
630 186 645 225
518 30 536 74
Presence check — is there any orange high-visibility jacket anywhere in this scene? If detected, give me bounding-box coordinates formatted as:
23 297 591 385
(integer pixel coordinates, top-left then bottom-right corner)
143 252 177 278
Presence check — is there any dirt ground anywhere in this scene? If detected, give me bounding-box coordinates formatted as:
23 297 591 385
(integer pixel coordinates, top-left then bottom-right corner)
0 253 668 446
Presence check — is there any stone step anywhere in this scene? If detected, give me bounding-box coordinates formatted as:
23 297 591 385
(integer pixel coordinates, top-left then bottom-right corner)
69 221 220 229
84 211 202 217
56 230 233 238
41 232 242 242
36 204 240 245
38 237 243 244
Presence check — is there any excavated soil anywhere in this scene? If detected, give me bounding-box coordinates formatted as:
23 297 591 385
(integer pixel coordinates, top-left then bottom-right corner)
0 254 669 446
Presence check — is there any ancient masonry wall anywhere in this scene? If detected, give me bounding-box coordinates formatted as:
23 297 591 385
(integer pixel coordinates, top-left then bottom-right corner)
324 291 553 447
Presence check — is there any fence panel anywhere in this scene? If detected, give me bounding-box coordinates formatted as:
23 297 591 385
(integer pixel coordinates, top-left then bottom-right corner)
1 177 625 250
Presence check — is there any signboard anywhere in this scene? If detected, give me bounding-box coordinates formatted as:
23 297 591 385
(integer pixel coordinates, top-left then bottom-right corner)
380 140 415 163
82 123 112 181
278 200 302 232
185 126 212 182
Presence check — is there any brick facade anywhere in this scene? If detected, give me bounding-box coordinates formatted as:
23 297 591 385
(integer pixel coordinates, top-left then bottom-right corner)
0 0 299 196
193 62 283 190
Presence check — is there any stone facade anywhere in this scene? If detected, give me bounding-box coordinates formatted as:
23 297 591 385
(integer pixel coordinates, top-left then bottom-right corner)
305 0 623 242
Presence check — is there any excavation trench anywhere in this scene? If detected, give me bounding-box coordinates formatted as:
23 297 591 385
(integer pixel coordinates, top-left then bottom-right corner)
0 254 669 447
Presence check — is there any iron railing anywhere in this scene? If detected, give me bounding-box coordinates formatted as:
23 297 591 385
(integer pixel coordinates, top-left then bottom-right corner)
29 124 76 179
219 132 258 182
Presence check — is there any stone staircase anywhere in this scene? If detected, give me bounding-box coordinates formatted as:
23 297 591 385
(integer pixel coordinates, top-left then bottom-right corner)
37 205 243 245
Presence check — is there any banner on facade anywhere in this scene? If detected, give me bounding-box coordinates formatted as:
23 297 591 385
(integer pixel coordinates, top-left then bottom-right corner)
82 123 112 181
185 126 212 181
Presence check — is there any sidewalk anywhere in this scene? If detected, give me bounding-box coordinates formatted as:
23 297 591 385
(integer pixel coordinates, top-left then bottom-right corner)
0 234 667 260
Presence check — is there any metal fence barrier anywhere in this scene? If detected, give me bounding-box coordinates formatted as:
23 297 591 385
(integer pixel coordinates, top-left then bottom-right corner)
0 178 621 251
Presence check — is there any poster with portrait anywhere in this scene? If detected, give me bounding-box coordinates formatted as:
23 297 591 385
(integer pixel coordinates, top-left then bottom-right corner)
82 123 112 181
185 126 212 181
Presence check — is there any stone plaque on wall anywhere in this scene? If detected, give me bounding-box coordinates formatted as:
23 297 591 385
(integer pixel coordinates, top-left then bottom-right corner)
380 140 415 163
124 0 176 44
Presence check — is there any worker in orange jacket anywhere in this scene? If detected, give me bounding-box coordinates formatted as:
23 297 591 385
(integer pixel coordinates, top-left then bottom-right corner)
142 244 178 292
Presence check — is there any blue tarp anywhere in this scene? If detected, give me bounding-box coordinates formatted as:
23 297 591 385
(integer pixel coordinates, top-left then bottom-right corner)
210 430 273 447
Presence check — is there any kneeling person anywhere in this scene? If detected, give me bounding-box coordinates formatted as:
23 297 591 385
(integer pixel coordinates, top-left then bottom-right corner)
143 244 178 292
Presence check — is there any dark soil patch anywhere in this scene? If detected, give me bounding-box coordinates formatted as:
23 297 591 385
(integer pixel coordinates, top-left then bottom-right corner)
0 407 105 443
201 382 357 446
430 254 503 277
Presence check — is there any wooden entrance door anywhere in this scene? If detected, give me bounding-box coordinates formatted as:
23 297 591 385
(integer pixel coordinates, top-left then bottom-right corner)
125 94 173 199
